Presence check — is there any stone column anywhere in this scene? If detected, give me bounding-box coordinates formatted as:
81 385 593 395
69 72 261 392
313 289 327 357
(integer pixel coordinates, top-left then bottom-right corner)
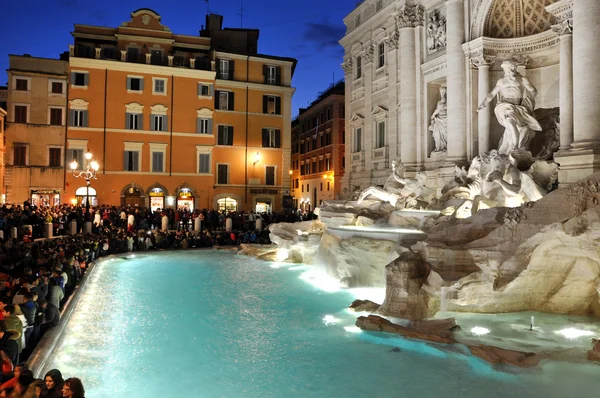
572 0 600 148
396 5 424 170
445 0 467 164
386 31 400 162
471 55 495 155
557 23 574 150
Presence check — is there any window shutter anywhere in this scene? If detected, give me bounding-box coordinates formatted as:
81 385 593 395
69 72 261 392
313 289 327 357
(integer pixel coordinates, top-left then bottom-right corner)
263 96 268 114
84 73 89 86
70 72 76 84
214 91 220 109
275 97 281 115
215 58 221 76
132 151 139 171
228 92 234 111
218 125 224 144
124 151 129 171
163 115 168 131
139 78 145 91
197 83 202 96
262 129 268 147
228 126 234 145
275 130 281 148
229 60 235 80
125 113 130 129
126 77 131 90
209 85 214 96
150 115 156 131
208 119 213 134
68 110 75 126
196 118 202 134
83 110 88 127
276 67 282 85
263 65 268 84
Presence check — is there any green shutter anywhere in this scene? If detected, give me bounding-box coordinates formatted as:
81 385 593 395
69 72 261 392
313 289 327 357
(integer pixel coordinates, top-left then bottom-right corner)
139 78 145 91
83 110 88 127
83 73 89 86
68 110 75 126
196 118 202 134
276 97 281 115
228 126 234 145
262 129 268 147
150 115 156 131
275 129 281 148
229 60 235 80
228 92 234 111
163 115 168 132
208 119 213 135
124 151 129 171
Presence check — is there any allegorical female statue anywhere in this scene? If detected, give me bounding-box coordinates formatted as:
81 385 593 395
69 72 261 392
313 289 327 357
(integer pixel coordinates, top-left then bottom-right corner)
429 86 448 155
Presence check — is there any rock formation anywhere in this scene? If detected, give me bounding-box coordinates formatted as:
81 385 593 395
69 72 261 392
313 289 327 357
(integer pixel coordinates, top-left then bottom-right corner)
468 345 542 368
355 315 457 344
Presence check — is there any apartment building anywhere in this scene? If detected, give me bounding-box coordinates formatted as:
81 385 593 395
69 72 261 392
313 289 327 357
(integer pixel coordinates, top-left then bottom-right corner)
6 55 68 206
66 8 296 212
290 81 345 211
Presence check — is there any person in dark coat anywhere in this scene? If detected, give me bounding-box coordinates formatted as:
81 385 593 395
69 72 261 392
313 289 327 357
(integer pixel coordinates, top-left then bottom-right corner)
39 299 60 334
0 323 18 365
41 368 64 398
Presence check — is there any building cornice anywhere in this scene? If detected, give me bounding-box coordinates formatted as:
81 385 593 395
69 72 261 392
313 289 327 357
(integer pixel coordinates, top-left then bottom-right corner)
215 79 296 94
69 57 216 80
115 34 175 44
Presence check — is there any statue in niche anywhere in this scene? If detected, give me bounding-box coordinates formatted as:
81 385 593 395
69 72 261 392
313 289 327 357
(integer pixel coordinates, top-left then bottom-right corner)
439 150 547 218
426 10 446 52
429 86 448 155
357 161 432 209
478 60 542 155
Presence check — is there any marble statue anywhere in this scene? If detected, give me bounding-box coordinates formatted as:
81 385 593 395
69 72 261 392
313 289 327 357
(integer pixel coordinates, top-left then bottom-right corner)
357 161 432 208
477 60 542 155
429 86 448 155
447 150 546 217
426 10 446 52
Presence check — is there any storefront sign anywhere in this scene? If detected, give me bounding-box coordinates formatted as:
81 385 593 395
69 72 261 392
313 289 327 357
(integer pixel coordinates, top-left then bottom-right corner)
31 190 60 194
178 189 193 198
149 189 165 197
249 189 279 195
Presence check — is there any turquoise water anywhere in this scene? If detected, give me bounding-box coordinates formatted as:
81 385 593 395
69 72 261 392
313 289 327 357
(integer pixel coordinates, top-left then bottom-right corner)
44 251 600 397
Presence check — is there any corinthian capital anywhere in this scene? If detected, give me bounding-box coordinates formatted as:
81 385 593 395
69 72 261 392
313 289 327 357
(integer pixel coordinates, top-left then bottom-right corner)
552 19 573 36
396 5 424 29
341 58 353 74
470 54 496 68
386 29 399 50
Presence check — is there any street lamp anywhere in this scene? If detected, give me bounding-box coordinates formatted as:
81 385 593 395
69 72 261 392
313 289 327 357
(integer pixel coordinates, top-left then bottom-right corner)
70 151 99 222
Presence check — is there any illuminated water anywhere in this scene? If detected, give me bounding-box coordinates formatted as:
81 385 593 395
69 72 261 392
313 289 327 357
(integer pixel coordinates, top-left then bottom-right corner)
44 251 600 397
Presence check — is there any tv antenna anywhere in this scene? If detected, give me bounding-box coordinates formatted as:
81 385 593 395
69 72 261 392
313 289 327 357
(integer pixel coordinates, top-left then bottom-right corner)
204 0 210 14
239 0 245 28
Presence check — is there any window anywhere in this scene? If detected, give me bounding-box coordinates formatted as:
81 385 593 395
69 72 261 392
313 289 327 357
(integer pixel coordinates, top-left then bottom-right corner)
325 158 331 171
216 91 235 111
326 107 332 121
153 78 166 95
70 110 88 127
356 56 362 79
217 164 229 184
376 0 383 12
127 77 144 92
126 113 142 130
151 115 167 132
327 181 331 191
354 127 362 153
376 121 386 148
295 179 299 189
14 105 28 123
262 129 280 148
71 72 88 87
219 59 232 80
50 108 63 126
320 182 323 192
266 166 275 186
198 83 212 97
124 151 140 172
51 82 64 94
127 47 139 62
263 96 281 115
197 118 212 134
13 146 27 166
67 149 84 169
199 154 210 174
151 152 164 173
49 148 62 167
265 65 278 85
378 43 385 68
217 126 234 145
15 79 28 91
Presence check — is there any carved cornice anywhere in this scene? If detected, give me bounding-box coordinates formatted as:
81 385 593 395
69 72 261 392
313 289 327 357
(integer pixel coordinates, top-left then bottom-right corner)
547 0 573 36
396 5 424 29
463 30 559 60
341 58 354 75
470 54 496 68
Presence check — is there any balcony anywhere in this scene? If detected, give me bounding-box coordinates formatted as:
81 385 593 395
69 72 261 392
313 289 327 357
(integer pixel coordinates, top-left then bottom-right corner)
371 146 388 160
351 151 363 165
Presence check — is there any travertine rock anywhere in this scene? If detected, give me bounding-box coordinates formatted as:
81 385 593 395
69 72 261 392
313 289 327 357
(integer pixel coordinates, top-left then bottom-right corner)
378 251 432 320
355 315 456 344
468 345 542 368
349 299 380 313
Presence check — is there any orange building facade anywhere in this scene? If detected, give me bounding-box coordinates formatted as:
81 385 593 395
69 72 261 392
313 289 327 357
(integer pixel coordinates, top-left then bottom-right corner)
290 81 345 211
65 9 296 212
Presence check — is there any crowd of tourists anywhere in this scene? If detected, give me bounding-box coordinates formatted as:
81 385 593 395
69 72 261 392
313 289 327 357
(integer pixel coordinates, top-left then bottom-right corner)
0 201 316 396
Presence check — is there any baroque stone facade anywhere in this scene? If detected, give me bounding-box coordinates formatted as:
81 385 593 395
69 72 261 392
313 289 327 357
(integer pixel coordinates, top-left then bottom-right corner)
340 0 596 193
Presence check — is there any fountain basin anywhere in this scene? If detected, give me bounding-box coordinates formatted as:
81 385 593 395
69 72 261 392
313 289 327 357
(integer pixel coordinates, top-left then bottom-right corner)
326 225 426 242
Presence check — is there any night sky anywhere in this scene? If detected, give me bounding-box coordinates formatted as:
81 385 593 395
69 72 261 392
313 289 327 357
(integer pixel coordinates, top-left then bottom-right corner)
2 0 357 117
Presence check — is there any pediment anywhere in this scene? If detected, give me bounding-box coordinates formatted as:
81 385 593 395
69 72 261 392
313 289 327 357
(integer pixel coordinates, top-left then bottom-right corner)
351 42 363 54
120 8 171 32
372 28 387 41
125 102 144 113
69 98 89 110
350 113 364 123
197 108 214 118
371 106 388 117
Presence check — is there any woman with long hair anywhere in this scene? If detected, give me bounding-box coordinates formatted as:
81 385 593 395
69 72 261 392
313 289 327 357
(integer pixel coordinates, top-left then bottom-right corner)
40 369 63 398
60 379 84 398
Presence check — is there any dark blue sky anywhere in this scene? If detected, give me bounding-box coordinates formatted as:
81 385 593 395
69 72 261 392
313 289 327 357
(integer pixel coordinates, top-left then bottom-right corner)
2 0 357 117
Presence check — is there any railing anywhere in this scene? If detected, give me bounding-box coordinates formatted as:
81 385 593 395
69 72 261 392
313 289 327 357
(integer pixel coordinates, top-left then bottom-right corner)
352 151 363 164
372 146 388 160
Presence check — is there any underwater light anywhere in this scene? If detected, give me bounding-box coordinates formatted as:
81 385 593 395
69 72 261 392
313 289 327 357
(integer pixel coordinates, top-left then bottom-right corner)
470 326 490 336
555 328 595 340
343 326 363 333
323 315 339 326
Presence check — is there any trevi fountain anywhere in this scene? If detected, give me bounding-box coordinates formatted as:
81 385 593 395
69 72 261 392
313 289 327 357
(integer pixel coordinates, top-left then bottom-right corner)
243 0 600 373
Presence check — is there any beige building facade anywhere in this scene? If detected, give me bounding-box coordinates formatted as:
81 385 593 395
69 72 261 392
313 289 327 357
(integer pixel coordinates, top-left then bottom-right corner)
6 55 68 206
